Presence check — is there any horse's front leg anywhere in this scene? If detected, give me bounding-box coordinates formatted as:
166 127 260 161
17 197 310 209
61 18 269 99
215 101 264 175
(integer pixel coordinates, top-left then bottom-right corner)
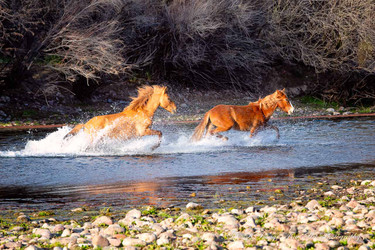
143 129 163 150
249 126 259 138
265 124 280 139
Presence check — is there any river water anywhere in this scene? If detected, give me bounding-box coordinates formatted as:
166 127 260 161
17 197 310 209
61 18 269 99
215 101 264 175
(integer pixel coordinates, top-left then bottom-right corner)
1 118 375 210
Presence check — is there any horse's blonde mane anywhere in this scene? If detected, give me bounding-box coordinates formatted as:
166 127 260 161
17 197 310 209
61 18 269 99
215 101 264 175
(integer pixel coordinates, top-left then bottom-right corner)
258 90 285 109
124 85 158 111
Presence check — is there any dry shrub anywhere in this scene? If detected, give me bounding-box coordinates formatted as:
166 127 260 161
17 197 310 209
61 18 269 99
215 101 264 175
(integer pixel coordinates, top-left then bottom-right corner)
265 0 375 74
42 0 127 82
0 0 128 89
118 0 270 90
1 0 374 101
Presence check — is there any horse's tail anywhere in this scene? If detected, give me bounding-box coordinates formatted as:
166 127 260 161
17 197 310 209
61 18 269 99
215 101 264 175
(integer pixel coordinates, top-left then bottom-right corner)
63 124 84 139
191 112 211 141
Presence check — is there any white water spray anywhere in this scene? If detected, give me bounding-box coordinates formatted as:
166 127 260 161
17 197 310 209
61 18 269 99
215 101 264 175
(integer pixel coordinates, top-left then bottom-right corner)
0 126 281 157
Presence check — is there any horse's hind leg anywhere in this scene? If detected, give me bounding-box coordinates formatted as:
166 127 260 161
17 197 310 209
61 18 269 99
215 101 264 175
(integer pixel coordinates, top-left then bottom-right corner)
267 125 280 139
209 126 231 141
205 123 214 138
144 129 163 150
250 126 260 138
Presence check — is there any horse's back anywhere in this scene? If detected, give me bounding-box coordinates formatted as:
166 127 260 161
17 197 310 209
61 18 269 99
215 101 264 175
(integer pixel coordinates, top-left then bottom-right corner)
208 105 235 125
210 104 265 131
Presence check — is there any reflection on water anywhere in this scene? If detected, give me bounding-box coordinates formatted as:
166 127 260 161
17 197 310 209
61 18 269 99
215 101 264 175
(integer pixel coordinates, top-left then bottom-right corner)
0 118 375 210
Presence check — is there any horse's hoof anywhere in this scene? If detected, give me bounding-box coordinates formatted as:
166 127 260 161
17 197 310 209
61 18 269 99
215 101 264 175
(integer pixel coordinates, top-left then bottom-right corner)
151 144 160 151
222 136 228 141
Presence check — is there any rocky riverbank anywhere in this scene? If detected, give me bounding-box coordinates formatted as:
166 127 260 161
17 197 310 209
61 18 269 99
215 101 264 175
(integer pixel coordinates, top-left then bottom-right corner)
2 179 375 249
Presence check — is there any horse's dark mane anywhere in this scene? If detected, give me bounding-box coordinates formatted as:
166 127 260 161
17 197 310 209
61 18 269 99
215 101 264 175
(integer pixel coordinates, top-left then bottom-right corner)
124 85 156 111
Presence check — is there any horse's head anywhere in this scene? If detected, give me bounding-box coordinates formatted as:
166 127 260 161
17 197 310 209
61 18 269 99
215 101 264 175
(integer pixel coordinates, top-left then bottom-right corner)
275 89 294 115
158 86 177 114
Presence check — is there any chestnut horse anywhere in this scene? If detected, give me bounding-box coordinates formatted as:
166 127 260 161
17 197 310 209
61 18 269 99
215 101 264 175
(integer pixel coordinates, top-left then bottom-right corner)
191 89 294 141
64 85 176 150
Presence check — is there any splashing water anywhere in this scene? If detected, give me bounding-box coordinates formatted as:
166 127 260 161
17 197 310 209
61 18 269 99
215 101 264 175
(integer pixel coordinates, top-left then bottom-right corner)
0 125 280 157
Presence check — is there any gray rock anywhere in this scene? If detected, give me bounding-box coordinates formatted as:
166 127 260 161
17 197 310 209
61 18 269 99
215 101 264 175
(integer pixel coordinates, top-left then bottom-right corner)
82 222 92 229
71 207 85 213
217 215 239 229
245 206 256 213
17 215 31 222
327 240 340 248
103 224 125 235
158 231 175 241
10 226 24 232
329 217 344 228
156 237 169 245
243 216 257 228
176 213 191 222
61 229 71 237
305 200 322 211
347 199 360 209
151 223 165 235
231 209 244 215
201 232 218 242
361 180 372 185
122 237 146 247
283 238 304 249
324 191 335 196
126 209 141 219
33 228 52 239
315 243 330 250
227 240 244 249
306 215 318 222
52 224 65 233
5 242 22 249
107 237 122 247
93 216 113 226
318 224 332 233
347 236 364 247
159 218 174 229
25 246 41 250
92 235 110 248
137 233 156 243
358 245 371 250
186 202 203 210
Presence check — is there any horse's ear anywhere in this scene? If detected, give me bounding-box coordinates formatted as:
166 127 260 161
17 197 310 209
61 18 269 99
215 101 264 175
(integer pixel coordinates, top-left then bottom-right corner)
282 88 286 93
161 86 167 94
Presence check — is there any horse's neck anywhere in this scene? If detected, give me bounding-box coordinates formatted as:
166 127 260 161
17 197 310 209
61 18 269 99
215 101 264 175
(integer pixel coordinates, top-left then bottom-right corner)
144 93 161 117
260 98 277 120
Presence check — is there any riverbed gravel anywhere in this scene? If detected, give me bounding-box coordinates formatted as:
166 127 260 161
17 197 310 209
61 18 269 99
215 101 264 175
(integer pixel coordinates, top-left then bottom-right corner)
1 179 375 249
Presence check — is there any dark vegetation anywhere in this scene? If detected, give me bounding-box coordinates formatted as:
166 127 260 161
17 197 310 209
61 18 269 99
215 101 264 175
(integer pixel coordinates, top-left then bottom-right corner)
0 0 374 105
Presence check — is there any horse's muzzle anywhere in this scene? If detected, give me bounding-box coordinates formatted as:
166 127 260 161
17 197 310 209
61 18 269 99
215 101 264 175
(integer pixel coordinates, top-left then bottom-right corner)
288 103 294 115
169 103 177 114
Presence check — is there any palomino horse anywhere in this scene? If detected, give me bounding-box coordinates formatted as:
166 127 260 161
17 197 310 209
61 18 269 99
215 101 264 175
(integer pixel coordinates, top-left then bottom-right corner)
64 85 176 150
191 89 294 141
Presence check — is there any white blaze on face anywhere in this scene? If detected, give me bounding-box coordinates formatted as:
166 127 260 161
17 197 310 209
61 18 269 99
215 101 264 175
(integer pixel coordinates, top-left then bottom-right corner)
288 102 294 115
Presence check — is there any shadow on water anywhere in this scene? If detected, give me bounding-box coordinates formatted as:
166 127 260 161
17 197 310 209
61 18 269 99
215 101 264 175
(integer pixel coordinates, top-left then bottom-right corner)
1 162 375 211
